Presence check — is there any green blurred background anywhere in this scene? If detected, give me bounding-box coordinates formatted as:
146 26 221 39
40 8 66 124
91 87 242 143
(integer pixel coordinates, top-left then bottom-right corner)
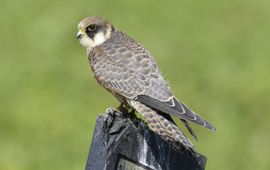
1 0 269 169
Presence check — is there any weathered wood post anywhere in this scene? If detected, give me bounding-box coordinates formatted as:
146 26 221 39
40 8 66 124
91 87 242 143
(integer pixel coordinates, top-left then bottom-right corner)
85 108 207 170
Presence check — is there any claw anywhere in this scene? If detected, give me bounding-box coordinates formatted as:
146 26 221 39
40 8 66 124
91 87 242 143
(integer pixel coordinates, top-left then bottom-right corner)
105 107 117 115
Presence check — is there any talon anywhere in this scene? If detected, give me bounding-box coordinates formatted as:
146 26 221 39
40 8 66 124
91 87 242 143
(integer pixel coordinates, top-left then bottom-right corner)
116 103 124 111
117 103 129 114
129 109 137 120
105 107 116 115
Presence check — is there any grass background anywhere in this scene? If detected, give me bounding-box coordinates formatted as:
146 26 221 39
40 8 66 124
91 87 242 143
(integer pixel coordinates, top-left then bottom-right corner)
1 0 270 169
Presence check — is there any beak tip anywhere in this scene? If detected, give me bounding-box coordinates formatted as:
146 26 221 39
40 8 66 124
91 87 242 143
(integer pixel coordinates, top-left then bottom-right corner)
77 30 84 39
76 33 82 39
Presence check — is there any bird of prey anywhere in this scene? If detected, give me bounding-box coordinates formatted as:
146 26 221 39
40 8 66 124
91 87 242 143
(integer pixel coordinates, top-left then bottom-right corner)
76 16 215 151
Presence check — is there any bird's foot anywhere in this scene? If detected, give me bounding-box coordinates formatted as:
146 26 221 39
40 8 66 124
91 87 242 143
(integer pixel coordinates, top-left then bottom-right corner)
104 104 137 126
104 106 125 130
116 103 129 114
105 107 117 115
129 109 137 121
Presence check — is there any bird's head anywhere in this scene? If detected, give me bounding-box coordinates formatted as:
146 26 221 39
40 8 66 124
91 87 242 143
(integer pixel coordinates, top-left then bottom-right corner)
77 16 114 48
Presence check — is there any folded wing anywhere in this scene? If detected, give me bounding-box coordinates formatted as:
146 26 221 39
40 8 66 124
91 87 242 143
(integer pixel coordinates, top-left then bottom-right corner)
136 95 216 131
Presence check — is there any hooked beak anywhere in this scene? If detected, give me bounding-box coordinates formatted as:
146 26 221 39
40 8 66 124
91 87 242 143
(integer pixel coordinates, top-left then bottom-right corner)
76 29 84 39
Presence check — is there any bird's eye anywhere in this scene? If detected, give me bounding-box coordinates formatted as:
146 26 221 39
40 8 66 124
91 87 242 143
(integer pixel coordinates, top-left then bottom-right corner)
87 25 96 31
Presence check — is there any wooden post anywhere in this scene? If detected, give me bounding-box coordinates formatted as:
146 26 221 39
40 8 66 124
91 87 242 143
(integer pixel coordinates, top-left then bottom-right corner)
85 108 207 170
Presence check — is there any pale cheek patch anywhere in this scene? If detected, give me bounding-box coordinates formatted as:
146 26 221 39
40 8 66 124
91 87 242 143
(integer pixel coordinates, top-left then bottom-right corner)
94 32 107 46
79 36 94 48
78 32 109 49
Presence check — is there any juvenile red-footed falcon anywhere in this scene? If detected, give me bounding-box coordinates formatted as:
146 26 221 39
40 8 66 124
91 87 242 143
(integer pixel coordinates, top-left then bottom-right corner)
76 16 215 151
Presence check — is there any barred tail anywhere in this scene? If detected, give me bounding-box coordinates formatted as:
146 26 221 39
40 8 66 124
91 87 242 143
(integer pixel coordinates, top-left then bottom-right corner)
128 100 194 150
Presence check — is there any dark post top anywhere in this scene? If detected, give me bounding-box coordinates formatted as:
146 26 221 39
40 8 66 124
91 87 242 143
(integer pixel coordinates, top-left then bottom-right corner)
85 108 207 170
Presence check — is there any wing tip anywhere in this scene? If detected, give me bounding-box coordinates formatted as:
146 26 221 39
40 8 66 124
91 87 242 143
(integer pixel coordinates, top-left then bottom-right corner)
179 100 217 132
210 126 217 132
204 121 216 132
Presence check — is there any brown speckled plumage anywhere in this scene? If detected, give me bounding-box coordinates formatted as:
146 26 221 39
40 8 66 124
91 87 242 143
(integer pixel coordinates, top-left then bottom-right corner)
77 16 215 151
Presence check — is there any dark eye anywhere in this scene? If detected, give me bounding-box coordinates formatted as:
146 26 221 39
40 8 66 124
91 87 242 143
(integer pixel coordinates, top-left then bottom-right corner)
87 25 96 31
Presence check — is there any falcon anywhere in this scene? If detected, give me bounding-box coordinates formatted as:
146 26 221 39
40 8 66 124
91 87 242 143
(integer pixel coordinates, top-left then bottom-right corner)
76 16 215 151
